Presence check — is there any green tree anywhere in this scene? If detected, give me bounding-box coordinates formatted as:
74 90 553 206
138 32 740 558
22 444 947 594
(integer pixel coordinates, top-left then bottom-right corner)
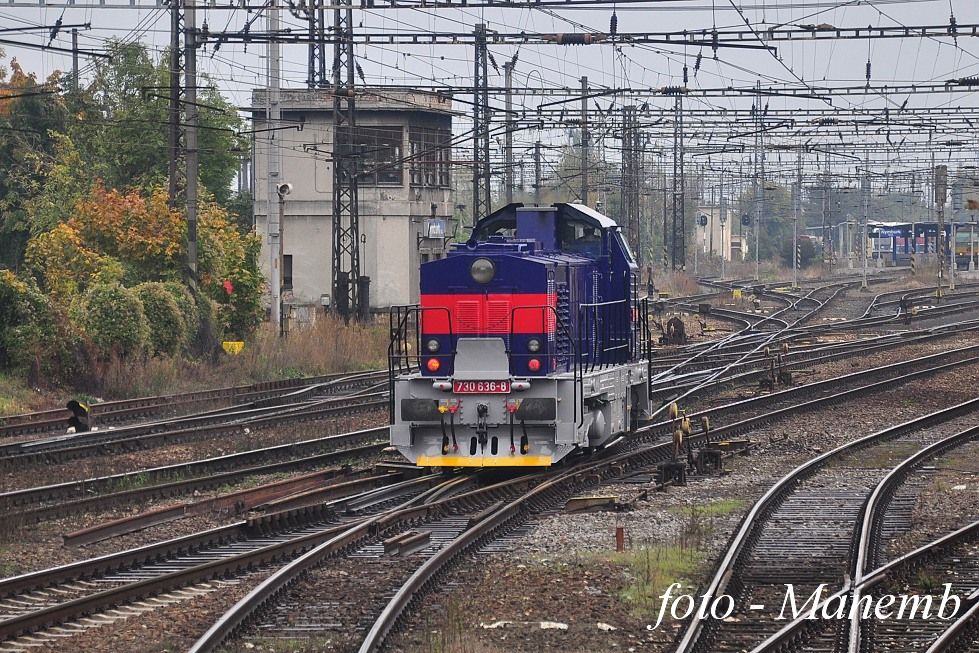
0 270 80 383
135 282 187 356
77 41 245 204
779 235 817 268
0 54 68 268
737 183 795 262
72 283 150 359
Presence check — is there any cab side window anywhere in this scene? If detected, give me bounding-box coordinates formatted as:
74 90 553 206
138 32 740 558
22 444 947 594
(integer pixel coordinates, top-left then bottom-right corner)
559 219 603 256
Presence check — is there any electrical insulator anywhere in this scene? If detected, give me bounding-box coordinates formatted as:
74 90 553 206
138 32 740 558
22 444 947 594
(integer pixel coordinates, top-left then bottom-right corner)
683 65 689 84
694 52 703 73
866 61 872 82
610 11 618 37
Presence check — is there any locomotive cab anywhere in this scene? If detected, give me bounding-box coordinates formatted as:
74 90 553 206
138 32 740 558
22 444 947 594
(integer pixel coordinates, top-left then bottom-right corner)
389 203 651 467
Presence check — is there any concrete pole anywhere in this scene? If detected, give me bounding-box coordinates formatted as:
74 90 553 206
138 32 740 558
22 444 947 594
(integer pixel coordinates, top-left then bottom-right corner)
267 1 282 329
862 155 869 290
720 170 727 279
503 60 514 204
71 29 79 92
184 0 198 285
693 217 699 275
971 223 976 271
534 141 542 205
950 223 957 290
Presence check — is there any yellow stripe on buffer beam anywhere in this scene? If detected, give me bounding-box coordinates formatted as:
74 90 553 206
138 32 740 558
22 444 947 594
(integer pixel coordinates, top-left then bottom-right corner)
417 455 553 467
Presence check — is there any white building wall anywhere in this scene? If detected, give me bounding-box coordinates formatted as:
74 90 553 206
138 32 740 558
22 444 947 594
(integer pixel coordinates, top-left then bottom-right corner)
251 89 454 309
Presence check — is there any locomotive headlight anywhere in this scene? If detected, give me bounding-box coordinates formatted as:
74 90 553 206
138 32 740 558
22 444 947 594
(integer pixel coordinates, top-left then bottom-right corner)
426 338 440 353
527 338 541 353
470 257 496 284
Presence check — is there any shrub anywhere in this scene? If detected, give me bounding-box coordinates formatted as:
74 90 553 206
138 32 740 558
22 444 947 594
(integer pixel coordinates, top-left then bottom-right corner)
72 283 150 359
193 292 222 356
162 281 200 342
0 271 41 370
135 282 187 356
0 270 81 385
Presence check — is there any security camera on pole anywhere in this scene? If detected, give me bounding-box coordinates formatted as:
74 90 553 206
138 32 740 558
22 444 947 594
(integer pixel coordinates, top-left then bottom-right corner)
274 182 292 335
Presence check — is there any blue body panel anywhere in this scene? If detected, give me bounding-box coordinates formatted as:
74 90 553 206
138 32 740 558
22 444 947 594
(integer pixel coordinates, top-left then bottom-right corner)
418 203 640 377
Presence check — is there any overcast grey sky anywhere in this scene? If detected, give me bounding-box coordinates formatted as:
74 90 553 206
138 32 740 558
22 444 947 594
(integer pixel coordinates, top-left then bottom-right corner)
4 0 979 185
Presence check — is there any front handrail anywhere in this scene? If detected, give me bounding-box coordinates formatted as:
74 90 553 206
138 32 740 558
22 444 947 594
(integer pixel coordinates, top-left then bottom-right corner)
577 298 632 374
509 304 582 428
387 305 454 423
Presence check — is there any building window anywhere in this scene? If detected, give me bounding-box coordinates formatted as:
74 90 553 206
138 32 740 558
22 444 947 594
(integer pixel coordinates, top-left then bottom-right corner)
357 126 403 186
409 126 451 188
282 254 293 290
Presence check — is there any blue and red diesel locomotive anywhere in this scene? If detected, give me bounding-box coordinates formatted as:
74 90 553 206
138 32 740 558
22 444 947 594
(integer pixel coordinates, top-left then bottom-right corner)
389 203 651 467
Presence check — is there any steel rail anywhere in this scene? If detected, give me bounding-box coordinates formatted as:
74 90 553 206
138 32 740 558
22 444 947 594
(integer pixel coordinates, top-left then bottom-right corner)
743 421 979 652
0 426 390 517
849 420 979 652
0 473 453 643
197 347 979 653
0 369 386 438
187 471 551 652
0 468 410 599
642 344 979 451
0 395 388 468
924 590 979 653
672 396 979 653
752 520 979 653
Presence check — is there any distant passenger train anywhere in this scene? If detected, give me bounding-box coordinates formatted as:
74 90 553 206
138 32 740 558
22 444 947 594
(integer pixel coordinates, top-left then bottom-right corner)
388 203 652 467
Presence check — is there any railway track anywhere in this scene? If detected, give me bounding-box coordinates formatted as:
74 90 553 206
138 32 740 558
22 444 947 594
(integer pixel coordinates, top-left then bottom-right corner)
8 310 976 527
0 370 386 440
4 275 976 652
0 469 555 651
745 416 979 653
0 427 390 524
674 397 979 653
0 470 464 650
190 421 712 652
182 342 979 652
0 390 388 469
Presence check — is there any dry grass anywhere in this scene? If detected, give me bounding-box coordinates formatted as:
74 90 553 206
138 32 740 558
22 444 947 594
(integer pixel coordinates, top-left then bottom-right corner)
93 314 388 400
0 374 61 416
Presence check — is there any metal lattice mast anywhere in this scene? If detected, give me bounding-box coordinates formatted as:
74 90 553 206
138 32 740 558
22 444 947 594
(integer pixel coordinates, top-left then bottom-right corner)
621 105 640 259
753 80 764 281
303 5 327 88
580 76 589 205
472 24 491 221
671 92 686 270
534 141 542 205
331 0 360 319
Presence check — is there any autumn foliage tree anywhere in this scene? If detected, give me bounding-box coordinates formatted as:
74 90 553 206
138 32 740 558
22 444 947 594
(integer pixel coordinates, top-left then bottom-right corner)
25 182 263 341
1 45 262 387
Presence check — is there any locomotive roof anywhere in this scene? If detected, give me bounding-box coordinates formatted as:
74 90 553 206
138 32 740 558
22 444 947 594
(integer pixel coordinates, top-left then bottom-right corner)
469 202 620 237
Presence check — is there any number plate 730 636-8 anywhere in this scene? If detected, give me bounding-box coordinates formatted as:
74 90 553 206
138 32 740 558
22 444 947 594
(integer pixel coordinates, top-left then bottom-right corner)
452 380 511 394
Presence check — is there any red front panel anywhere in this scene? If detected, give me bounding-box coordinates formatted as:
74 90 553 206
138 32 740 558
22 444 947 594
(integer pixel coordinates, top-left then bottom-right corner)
420 293 556 335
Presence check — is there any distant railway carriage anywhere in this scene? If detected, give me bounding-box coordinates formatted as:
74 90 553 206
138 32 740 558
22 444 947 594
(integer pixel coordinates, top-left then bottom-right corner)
388 203 652 467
